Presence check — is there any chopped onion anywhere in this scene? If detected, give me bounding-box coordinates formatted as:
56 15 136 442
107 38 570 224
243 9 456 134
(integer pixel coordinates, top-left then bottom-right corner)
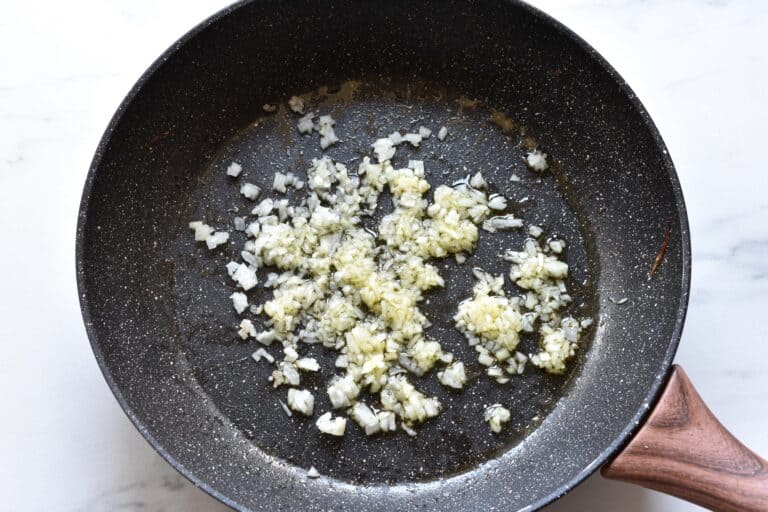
526 149 549 172
484 404 511 433
205 231 229 250
238 319 257 340
372 138 395 162
272 172 288 193
469 172 487 189
226 162 243 178
256 329 277 346
251 348 275 363
225 261 240 277
287 388 315 416
296 357 320 372
316 115 339 149
316 412 346 436
189 221 213 242
288 96 305 114
482 215 523 233
283 346 299 362
190 110 583 439
438 361 467 389
240 182 261 200
297 113 315 134
272 361 300 387
230 292 248 314
388 131 404 145
487 194 507 210
403 133 422 147
327 375 360 409
350 402 381 435
232 263 258 291
548 239 565 253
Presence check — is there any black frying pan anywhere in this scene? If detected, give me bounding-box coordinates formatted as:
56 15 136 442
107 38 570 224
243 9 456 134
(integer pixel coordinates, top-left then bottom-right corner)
76 1 768 510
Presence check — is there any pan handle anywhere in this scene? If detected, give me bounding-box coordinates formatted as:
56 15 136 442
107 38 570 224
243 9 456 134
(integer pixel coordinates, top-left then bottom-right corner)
602 365 768 512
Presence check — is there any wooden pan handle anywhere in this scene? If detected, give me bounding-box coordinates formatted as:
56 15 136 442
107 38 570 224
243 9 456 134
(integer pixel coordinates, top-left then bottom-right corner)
602 365 768 511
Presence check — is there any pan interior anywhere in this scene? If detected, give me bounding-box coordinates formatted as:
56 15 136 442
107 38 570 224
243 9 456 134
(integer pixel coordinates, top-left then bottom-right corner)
171 81 597 483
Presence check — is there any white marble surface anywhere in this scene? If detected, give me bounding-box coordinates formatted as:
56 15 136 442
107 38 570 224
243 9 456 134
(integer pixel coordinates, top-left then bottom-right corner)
1 1 766 510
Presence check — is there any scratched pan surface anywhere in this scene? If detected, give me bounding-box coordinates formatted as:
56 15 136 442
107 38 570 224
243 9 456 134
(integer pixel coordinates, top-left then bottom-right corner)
76 1 690 511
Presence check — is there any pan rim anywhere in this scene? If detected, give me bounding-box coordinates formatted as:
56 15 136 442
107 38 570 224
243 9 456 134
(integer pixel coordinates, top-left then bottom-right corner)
75 0 692 510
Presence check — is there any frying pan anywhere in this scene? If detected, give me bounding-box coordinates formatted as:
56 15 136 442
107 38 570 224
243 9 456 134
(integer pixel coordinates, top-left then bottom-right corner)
76 0 768 510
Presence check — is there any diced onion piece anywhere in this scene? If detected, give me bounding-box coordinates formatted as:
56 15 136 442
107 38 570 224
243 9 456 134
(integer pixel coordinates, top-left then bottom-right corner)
238 319 256 340
297 113 315 134
240 182 261 200
526 149 549 172
549 239 565 253
256 329 277 346
251 348 275 363
252 198 274 217
418 126 432 138
189 221 213 242
469 172 487 189
296 357 320 372
487 194 507 210
388 131 404 145
350 402 381 435
438 361 467 389
437 126 448 140
327 375 360 409
530 318 581 374
230 292 248 314
283 345 299 362
316 412 346 436
289 96 305 114
372 138 395 162
233 264 258 291
484 404 511 433
273 172 288 193
403 133 422 147
225 261 240 277
205 231 229 250
226 162 243 178
287 388 315 416
272 361 300 387
482 215 523 233
317 115 339 150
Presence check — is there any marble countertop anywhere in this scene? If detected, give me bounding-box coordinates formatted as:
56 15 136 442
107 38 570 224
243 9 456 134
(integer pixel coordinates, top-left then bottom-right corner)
1 1 766 510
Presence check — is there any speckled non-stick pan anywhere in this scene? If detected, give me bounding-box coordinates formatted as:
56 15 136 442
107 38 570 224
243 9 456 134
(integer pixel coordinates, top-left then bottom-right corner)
76 1 768 511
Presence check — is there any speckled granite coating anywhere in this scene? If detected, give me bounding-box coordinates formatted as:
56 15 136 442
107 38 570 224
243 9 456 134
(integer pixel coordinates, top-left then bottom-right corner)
76 0 690 510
